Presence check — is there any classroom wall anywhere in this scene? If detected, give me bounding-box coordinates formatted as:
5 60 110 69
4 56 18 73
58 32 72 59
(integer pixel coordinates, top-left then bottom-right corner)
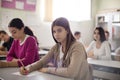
0 0 98 48
97 0 120 11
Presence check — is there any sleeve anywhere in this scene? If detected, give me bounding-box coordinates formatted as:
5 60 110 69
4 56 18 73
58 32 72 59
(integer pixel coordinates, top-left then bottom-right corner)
47 43 87 78
6 40 16 61
25 44 56 72
2 42 7 48
101 41 111 60
86 41 94 53
17 37 38 67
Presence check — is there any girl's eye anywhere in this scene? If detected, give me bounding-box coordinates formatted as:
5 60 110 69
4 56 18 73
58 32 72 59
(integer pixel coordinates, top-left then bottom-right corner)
53 31 56 33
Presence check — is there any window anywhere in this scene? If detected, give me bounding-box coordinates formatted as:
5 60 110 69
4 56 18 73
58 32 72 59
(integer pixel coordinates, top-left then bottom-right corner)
41 0 91 21
53 0 91 21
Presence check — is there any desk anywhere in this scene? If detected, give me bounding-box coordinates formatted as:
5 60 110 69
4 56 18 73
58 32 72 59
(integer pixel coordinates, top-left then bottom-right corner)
39 50 48 55
39 50 48 58
0 68 73 80
88 58 120 80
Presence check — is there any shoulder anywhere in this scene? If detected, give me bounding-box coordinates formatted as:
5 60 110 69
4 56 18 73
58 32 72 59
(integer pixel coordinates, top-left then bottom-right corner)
70 41 84 49
26 36 36 42
90 41 95 44
102 41 109 45
50 43 60 50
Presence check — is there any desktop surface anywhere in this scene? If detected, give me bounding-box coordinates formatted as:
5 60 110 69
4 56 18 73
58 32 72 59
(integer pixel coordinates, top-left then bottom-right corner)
0 68 73 80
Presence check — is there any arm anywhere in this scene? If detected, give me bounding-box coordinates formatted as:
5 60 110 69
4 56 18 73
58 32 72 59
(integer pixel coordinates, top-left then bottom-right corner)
86 41 94 53
0 50 7 55
24 44 57 73
86 41 95 58
0 46 6 51
6 40 16 61
46 43 87 78
101 41 111 60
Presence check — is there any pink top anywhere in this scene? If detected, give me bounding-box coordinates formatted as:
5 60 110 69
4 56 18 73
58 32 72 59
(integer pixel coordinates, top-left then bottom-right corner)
7 35 39 67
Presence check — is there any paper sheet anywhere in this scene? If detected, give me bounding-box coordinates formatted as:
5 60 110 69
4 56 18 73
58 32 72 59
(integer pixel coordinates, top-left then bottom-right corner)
12 71 40 77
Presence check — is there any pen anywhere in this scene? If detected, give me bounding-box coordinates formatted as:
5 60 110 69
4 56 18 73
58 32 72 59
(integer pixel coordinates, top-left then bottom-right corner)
19 59 28 74
19 59 26 70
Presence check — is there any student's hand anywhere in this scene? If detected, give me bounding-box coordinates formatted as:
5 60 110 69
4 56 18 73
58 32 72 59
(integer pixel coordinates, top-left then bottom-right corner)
87 52 94 58
12 58 18 62
19 67 29 75
39 68 48 73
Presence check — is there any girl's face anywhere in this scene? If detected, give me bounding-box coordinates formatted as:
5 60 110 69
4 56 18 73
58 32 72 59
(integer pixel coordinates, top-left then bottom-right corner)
0 33 8 42
9 27 24 40
53 26 68 43
94 29 100 41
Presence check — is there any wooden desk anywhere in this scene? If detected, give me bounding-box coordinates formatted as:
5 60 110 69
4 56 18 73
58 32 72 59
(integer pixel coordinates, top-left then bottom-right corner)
0 68 73 80
88 58 120 80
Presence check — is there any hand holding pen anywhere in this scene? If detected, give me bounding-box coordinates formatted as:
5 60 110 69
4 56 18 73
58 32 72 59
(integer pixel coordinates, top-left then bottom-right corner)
19 59 29 75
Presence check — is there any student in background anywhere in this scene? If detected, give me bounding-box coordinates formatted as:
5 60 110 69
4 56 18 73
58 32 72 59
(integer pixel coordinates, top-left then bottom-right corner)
74 31 84 45
105 30 111 51
0 18 39 67
86 27 111 60
105 30 109 41
20 17 92 80
0 30 14 55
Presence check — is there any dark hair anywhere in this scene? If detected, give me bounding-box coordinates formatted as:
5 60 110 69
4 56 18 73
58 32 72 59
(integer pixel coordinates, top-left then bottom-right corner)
0 30 7 35
24 26 39 45
8 18 24 30
8 18 39 45
74 31 81 35
51 17 76 63
94 27 106 42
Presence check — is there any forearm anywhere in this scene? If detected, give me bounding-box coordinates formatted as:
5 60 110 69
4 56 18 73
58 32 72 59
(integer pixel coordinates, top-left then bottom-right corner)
0 51 7 55
0 61 18 68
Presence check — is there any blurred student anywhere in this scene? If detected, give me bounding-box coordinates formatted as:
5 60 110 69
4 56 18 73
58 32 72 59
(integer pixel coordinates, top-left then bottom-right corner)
105 31 109 41
74 31 84 45
86 27 111 60
105 30 111 51
0 18 39 67
0 30 14 55
20 17 92 80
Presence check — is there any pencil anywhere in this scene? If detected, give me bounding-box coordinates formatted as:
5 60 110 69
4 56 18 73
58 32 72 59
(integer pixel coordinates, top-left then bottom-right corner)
19 59 26 70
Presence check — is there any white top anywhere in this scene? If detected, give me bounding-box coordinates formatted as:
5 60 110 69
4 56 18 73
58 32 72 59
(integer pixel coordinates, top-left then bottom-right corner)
57 45 64 68
86 41 111 60
20 35 29 45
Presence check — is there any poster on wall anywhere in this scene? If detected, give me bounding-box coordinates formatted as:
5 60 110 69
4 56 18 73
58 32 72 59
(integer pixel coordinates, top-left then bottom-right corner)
1 0 36 11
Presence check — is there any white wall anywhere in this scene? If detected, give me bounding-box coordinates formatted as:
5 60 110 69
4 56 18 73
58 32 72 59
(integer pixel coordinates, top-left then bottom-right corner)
0 0 97 48
97 0 120 11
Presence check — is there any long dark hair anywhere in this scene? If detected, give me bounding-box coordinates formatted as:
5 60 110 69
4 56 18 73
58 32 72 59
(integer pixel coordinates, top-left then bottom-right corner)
94 27 106 42
51 17 76 61
8 18 39 45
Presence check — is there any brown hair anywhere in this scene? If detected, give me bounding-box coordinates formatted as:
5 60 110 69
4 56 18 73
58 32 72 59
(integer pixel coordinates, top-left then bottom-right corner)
51 17 76 63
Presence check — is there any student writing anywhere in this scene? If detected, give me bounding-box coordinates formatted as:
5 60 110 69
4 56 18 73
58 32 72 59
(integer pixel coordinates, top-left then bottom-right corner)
0 30 14 55
0 18 39 67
